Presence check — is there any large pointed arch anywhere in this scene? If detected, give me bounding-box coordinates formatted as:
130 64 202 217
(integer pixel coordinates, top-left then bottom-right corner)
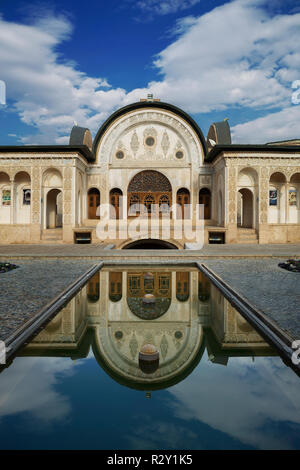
128 170 172 217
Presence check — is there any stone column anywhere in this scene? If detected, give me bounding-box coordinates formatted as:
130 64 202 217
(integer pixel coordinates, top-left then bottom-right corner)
226 165 238 243
30 166 42 242
63 165 74 243
258 166 269 244
10 179 15 224
285 183 289 224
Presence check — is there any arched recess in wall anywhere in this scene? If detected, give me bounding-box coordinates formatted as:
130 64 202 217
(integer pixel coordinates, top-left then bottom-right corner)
46 189 62 228
87 272 100 303
14 171 31 224
176 188 190 219
128 170 172 217
199 188 211 220
198 271 210 302
268 172 286 224
218 190 223 226
289 173 300 223
43 168 63 229
109 272 122 301
88 188 100 219
77 172 83 225
127 271 172 319
110 188 123 220
0 172 11 224
216 174 224 226
237 168 258 229
237 188 253 228
176 272 190 301
122 238 178 249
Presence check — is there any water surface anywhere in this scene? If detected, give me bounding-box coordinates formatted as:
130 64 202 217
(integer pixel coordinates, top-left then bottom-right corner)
0 267 299 450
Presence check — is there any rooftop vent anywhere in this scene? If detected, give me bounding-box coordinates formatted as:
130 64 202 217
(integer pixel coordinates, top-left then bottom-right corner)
140 95 160 102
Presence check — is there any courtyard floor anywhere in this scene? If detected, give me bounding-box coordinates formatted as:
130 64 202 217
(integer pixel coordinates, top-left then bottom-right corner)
0 243 299 259
0 244 299 358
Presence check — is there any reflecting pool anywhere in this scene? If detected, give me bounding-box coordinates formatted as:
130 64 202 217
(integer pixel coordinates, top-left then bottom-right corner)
0 267 300 450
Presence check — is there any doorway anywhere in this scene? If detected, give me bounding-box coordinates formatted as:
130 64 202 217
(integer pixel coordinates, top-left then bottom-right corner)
46 189 62 228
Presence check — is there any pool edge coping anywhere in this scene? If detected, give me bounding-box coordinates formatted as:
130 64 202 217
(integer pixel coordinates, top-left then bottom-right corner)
3 262 103 362
197 262 298 371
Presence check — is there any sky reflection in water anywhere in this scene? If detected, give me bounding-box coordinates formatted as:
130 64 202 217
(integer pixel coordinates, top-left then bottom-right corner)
0 268 299 450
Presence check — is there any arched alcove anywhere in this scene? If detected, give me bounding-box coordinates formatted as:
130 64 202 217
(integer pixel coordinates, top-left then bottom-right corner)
289 173 300 223
269 172 287 223
176 272 190 301
88 188 100 219
199 188 211 220
87 272 100 303
122 239 178 249
238 188 253 228
127 271 172 319
14 171 31 224
176 188 190 219
237 168 258 229
128 170 172 217
46 189 62 228
0 172 11 224
109 272 122 301
110 188 123 220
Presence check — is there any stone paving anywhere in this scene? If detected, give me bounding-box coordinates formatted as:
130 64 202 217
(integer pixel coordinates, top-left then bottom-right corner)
0 259 96 343
203 259 300 340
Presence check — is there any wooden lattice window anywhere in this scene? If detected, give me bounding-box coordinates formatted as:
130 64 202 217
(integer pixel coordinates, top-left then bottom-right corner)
159 194 170 213
129 194 141 215
128 170 171 192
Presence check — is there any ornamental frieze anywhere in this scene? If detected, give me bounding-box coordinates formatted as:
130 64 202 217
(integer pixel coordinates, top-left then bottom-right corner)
99 110 201 164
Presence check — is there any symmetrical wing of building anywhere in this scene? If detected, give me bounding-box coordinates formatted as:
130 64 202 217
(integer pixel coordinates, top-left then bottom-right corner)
0 97 300 246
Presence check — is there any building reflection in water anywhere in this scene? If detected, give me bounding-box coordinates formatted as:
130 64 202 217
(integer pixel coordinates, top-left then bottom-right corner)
20 269 275 390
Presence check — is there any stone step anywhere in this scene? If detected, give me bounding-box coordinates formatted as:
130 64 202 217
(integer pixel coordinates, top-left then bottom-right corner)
41 229 63 241
41 229 62 234
238 234 258 240
82 219 99 227
39 240 65 244
237 228 257 234
42 236 62 240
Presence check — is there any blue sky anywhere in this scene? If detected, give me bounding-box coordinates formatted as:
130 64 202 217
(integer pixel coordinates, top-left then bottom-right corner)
0 0 299 145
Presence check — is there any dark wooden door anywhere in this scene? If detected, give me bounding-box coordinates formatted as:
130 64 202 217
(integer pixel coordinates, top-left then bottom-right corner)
88 191 100 219
199 192 211 219
110 192 122 219
177 191 190 219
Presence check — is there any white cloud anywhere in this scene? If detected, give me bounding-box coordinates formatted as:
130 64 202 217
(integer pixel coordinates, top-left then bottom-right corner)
0 13 127 144
168 355 300 449
134 0 201 16
232 105 300 143
0 357 77 423
150 0 300 113
1 0 300 144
